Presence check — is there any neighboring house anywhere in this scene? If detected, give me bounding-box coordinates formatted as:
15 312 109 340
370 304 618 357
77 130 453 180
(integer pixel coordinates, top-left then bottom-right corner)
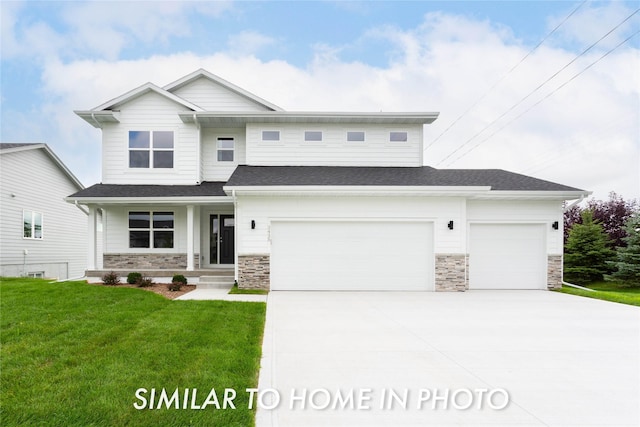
67 69 589 291
1 143 87 279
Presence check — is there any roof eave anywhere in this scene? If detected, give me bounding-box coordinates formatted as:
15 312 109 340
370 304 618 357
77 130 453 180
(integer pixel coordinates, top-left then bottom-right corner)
223 185 492 196
470 190 592 200
180 111 440 125
66 195 233 205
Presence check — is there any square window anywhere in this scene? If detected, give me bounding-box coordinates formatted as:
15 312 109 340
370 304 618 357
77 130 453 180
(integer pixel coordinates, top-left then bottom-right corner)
347 131 365 142
153 151 173 168
129 131 150 148
304 131 322 142
262 130 280 141
129 150 150 168
153 131 174 148
390 131 408 142
129 231 150 248
218 150 234 162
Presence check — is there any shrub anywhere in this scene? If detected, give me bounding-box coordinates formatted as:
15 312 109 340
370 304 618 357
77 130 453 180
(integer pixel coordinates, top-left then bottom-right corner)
102 271 120 286
167 282 182 292
172 274 187 285
137 276 153 288
127 272 142 284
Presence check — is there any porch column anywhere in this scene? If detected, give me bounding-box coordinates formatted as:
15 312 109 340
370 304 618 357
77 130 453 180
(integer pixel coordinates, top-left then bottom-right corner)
87 205 97 270
186 205 194 271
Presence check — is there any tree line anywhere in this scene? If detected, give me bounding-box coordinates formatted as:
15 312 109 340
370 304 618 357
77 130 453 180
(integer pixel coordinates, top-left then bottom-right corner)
564 192 639 286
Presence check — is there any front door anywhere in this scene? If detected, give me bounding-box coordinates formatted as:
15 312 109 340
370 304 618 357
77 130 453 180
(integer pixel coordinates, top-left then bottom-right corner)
220 215 235 264
208 214 235 265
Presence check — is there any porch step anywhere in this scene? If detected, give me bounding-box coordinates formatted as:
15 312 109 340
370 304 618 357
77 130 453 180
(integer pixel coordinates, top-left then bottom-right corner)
197 275 235 290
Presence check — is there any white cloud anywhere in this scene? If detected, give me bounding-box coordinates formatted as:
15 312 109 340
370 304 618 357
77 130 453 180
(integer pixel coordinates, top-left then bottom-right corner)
227 31 276 56
9 5 639 201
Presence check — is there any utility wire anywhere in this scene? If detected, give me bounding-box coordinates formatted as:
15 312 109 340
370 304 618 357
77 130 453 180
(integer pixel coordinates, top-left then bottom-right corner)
436 7 640 167
423 0 587 151
442 29 640 167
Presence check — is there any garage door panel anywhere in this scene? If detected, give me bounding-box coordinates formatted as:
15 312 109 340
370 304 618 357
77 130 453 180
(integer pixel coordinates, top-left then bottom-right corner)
271 221 433 291
469 224 546 290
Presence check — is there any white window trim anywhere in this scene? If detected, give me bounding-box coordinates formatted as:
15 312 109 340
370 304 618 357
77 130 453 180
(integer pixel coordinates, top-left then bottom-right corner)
261 130 281 142
22 210 43 240
128 211 175 249
216 137 235 162
128 130 175 170
389 131 409 143
304 130 323 143
347 131 366 142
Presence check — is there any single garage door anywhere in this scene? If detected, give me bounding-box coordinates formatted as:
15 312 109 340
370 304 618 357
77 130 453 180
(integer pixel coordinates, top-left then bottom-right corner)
469 223 546 289
270 221 433 291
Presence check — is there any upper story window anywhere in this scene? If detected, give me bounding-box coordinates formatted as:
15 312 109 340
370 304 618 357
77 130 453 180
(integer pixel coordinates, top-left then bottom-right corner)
389 131 408 142
129 131 174 169
262 131 280 142
217 137 234 162
129 211 174 249
23 210 43 239
347 131 365 142
304 131 323 142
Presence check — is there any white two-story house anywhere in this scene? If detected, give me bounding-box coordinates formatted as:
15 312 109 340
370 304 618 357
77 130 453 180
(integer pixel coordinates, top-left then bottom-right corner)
67 69 589 291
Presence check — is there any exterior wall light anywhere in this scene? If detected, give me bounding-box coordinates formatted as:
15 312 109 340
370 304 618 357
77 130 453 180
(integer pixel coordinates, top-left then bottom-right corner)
552 221 559 230
448 220 454 230
251 220 256 230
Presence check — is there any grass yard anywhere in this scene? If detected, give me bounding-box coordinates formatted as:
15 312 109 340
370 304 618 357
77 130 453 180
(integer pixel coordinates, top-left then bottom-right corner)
0 278 266 427
557 281 640 307
229 284 269 295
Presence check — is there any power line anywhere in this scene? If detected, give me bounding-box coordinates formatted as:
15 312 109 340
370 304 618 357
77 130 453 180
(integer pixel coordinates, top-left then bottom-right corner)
442 29 640 167
424 0 587 152
436 7 640 167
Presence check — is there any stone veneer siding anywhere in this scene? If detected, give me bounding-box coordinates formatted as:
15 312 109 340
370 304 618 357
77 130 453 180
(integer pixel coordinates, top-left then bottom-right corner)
238 255 270 290
435 254 466 292
103 253 199 270
547 255 563 290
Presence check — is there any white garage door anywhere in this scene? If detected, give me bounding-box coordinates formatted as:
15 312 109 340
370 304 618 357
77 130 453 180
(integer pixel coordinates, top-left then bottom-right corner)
270 221 433 291
469 224 547 290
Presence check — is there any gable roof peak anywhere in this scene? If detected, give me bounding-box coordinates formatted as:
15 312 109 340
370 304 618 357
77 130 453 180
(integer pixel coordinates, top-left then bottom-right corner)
92 82 203 112
163 68 283 112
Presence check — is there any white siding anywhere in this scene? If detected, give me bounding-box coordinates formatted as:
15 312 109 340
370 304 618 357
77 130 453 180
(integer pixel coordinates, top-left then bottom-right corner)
171 77 272 112
245 123 423 167
466 200 563 254
236 195 464 256
103 206 192 254
101 91 199 185
0 148 87 279
201 128 246 182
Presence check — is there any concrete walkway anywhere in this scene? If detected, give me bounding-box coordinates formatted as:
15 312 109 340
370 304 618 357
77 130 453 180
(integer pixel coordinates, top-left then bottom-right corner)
175 287 267 302
256 291 640 427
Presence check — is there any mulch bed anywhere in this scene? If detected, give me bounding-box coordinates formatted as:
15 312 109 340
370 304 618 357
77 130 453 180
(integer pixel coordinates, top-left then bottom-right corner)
97 282 196 300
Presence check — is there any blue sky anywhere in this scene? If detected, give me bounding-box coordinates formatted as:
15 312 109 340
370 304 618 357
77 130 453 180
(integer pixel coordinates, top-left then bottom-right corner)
1 0 639 200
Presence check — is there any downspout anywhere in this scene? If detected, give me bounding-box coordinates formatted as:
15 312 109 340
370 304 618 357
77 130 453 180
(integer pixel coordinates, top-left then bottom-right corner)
232 189 238 283
194 113 201 183
73 200 89 215
90 113 102 129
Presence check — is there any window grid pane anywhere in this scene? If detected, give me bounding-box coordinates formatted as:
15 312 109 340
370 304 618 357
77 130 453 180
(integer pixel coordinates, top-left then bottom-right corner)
23 211 32 238
153 151 173 168
129 151 150 168
129 131 150 148
33 213 42 239
153 131 174 148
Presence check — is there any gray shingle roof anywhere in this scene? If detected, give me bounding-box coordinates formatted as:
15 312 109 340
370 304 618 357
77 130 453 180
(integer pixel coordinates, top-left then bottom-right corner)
226 166 584 192
69 181 226 198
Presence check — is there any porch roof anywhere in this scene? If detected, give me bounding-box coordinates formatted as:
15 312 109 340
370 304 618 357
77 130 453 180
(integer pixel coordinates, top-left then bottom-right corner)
67 181 227 204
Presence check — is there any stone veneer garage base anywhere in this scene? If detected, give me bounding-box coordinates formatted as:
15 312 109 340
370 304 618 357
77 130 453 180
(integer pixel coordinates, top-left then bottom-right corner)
238 255 270 290
434 254 466 291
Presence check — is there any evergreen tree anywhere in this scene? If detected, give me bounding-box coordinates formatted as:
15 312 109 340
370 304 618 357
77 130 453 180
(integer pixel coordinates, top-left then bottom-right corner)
564 210 615 285
608 215 640 287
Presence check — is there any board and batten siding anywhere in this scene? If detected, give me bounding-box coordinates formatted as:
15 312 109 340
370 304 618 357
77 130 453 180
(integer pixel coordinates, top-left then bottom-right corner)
101 91 199 185
170 77 273 112
235 195 465 256
245 123 424 167
0 148 87 279
466 200 564 254
103 206 199 254
201 128 247 182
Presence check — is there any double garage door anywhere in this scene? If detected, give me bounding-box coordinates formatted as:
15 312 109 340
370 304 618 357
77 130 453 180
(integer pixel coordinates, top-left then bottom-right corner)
269 221 547 291
270 221 434 291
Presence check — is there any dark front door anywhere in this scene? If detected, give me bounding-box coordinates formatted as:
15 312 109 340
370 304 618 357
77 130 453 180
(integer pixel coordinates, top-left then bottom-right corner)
219 215 235 264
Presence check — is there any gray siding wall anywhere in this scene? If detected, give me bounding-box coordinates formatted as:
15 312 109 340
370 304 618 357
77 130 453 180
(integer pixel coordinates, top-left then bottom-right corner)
0 148 87 279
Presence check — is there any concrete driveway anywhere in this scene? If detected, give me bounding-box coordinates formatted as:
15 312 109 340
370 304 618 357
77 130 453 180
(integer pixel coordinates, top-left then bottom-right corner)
256 291 640 427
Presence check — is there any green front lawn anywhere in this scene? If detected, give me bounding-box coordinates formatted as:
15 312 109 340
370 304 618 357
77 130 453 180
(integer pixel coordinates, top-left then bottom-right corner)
0 278 266 427
556 281 640 307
